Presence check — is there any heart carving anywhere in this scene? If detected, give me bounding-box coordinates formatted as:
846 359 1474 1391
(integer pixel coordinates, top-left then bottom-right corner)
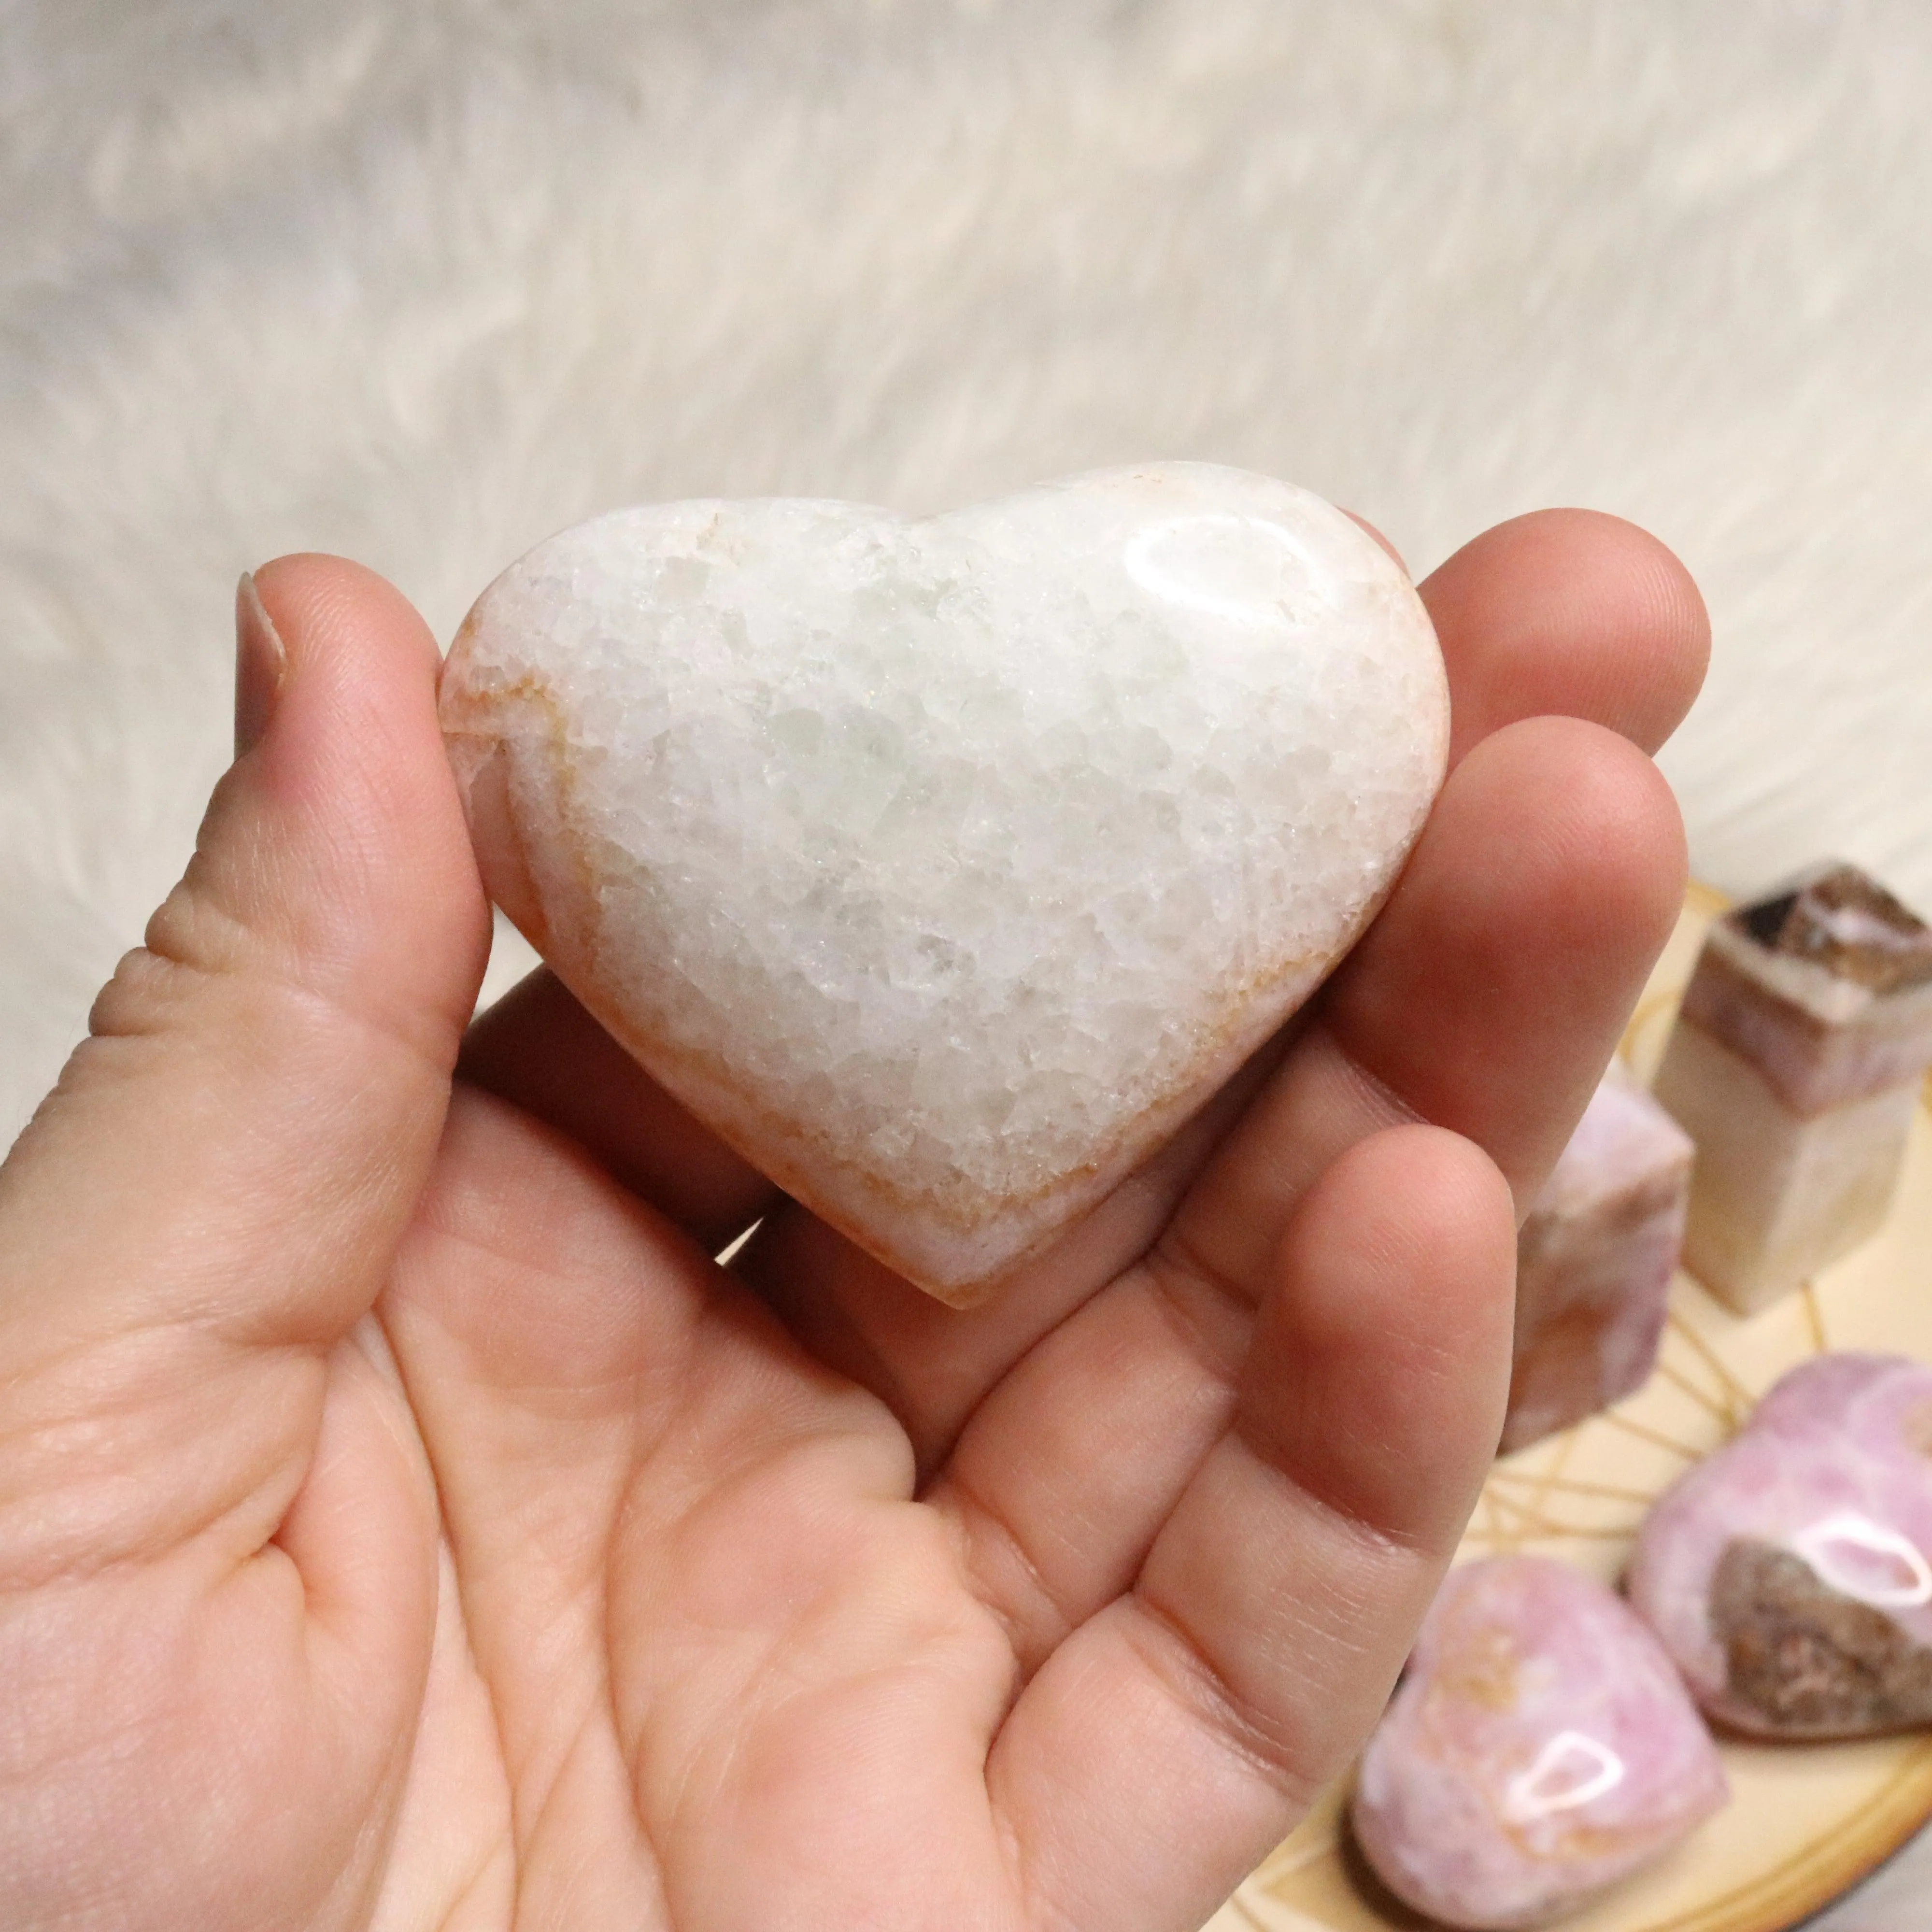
439 464 1448 1303
1354 1556 1728 1928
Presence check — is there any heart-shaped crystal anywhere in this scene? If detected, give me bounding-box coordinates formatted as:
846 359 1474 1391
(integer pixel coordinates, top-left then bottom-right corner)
440 464 1448 1301
1628 1353 1932 1735
1354 1557 1729 1930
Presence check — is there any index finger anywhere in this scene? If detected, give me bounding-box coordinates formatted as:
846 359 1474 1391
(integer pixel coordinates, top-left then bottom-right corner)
1428 508 1709 767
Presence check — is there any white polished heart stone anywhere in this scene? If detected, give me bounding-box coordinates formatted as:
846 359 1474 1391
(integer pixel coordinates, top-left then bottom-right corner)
440 464 1448 1303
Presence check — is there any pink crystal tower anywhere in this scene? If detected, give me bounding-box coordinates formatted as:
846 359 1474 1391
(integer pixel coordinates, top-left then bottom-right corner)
1653 862 1932 1315
1503 1065 1692 1453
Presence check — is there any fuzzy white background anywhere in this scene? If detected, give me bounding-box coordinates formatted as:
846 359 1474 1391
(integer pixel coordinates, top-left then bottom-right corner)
3 1 1931 1921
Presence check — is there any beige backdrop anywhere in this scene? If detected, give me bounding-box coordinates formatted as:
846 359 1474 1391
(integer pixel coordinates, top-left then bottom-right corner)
4 2 1930 1921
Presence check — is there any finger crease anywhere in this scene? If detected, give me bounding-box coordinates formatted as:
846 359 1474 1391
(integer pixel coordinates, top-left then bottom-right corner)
941 1460 1074 1671
1311 1021 1426 1137
1139 1243 1259 1384
1123 1588 1316 1805
98 928 458 1090
1227 1419 1432 1565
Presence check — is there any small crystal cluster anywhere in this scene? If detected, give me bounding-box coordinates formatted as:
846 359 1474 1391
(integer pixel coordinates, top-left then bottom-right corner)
1503 1065 1692 1454
1654 862 1932 1314
1353 1556 1728 1929
1629 1354 1932 1737
440 464 1448 1301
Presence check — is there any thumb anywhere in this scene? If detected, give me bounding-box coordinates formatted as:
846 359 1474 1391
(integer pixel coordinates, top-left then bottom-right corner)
0 555 489 1568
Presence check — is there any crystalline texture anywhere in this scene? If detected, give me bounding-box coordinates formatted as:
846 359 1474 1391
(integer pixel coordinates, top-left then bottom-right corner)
440 464 1448 1302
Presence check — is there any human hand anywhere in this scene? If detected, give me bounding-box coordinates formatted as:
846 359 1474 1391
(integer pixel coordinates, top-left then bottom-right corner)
0 515 1704 1931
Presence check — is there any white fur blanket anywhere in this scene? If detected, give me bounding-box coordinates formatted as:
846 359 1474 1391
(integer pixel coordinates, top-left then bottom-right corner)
9 0 1932 1134
3 4 1930 1911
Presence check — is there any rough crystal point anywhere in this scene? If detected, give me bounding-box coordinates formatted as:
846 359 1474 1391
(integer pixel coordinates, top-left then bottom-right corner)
1503 1063 1692 1454
440 464 1448 1303
1353 1557 1728 1930
1628 1352 1932 1737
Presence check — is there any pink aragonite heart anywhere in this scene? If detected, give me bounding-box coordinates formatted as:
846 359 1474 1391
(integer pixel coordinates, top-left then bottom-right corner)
440 464 1447 1303
1353 1556 1727 1930
1628 1353 1932 1736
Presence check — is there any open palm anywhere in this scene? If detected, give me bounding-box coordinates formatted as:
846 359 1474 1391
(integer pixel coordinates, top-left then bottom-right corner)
0 515 1704 1931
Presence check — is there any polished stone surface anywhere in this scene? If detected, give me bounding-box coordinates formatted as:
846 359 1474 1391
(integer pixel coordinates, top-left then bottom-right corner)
1654 864 1932 1315
441 464 1447 1301
1629 1354 1932 1737
1353 1555 1728 1929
